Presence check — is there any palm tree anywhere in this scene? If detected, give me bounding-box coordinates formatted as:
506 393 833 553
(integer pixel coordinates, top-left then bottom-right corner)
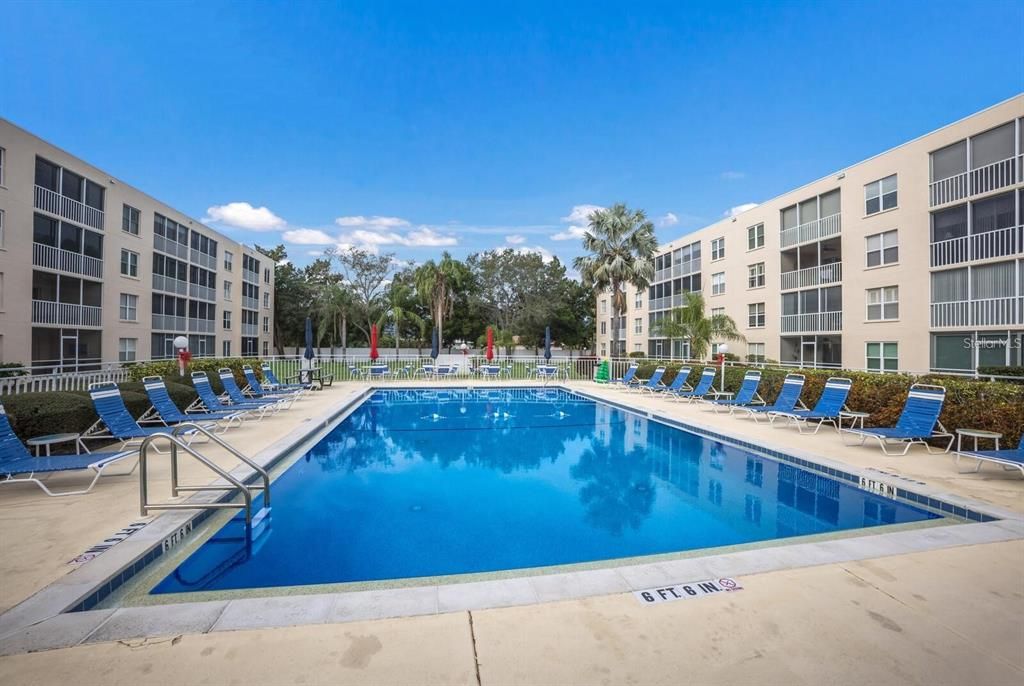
573 204 658 357
414 252 470 350
384 280 426 358
651 291 744 361
314 282 354 356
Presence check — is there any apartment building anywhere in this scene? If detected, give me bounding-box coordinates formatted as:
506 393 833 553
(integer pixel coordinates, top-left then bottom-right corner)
595 95 1024 374
0 119 275 371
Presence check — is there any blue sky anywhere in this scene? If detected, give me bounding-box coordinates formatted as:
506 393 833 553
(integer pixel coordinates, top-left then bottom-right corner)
3 0 1021 269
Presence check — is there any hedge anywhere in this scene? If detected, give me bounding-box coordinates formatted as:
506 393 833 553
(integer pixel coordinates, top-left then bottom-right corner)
632 361 1024 449
126 357 265 391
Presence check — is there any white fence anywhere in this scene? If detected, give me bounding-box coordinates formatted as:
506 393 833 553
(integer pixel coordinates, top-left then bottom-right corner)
0 367 131 395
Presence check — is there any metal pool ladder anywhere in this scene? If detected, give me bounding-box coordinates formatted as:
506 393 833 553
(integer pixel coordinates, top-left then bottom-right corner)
138 423 271 527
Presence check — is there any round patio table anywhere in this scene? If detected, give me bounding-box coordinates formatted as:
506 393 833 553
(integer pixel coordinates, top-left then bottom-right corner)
26 433 82 457
955 428 1002 452
839 411 871 431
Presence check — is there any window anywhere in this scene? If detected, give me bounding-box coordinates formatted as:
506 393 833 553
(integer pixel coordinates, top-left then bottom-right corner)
747 262 765 289
120 249 139 277
122 204 140 235
711 272 725 295
747 223 764 250
866 286 899 321
263 316 270 333
865 175 897 215
711 307 724 318
600 343 607 356
747 342 765 362
263 292 270 308
748 303 765 328
223 310 232 329
0 147 5 186
600 321 606 335
263 341 269 356
600 299 607 314
0 208 5 249
223 340 231 357
119 293 138 321
224 281 232 300
711 237 725 261
867 342 898 372
634 318 642 334
264 268 271 284
224 251 233 271
118 338 137 362
866 230 898 267
634 292 642 309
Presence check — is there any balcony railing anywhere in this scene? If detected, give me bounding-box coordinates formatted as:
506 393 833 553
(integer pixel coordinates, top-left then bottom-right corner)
243 269 260 284
32 242 103 279
32 300 102 327
152 274 188 295
931 296 1023 328
190 249 217 270
34 185 104 231
929 155 1020 207
242 323 259 336
188 318 215 333
780 311 842 333
780 212 841 248
242 296 259 310
152 314 187 331
653 259 701 283
780 262 842 291
189 282 216 301
929 225 1024 267
153 234 189 259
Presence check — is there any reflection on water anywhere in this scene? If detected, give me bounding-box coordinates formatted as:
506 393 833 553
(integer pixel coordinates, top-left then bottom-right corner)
152 388 940 594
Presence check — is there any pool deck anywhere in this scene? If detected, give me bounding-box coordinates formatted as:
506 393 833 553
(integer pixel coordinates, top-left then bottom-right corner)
0 380 1021 684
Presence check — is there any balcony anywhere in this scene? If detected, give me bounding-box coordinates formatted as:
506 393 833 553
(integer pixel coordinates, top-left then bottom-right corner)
242 296 259 310
780 263 842 291
32 242 103 279
242 323 259 337
34 185 104 231
152 314 187 331
931 296 1024 328
653 259 701 283
242 269 260 284
152 273 188 295
781 311 842 333
190 249 217 270
929 155 1021 207
780 212 841 249
189 282 216 301
32 300 102 327
153 234 189 259
188 318 215 333
930 225 1024 268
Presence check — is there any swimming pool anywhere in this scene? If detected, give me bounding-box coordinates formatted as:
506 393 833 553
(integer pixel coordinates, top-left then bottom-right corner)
151 387 940 595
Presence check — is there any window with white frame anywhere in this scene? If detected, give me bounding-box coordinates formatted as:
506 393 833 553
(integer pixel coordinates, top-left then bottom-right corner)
711 237 725 261
748 302 765 328
711 307 725 318
224 280 232 300
600 343 607 356
122 204 140 235
866 286 899 321
747 262 765 288
867 342 898 372
118 338 137 362
0 147 5 186
0 208 5 249
747 223 764 250
635 292 642 309
634 317 642 334
222 340 231 357
119 293 138 321
711 272 725 295
263 316 270 333
747 342 765 362
224 251 233 271
865 175 897 215
223 310 232 329
600 299 607 314
264 268 271 284
866 229 899 267
263 292 270 308
263 340 269 356
600 321 606 334
120 249 139 277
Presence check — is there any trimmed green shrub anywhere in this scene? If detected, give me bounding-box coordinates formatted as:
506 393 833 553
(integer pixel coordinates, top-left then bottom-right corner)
0 392 98 444
627 351 646 358
126 357 263 390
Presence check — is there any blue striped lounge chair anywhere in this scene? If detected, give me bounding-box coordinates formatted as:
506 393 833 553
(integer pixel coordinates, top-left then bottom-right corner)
707 370 764 412
242 365 304 399
260 363 314 391
734 374 805 421
141 377 245 432
671 368 718 403
840 384 954 455
645 367 692 395
631 367 666 393
369 365 391 380
537 365 559 382
414 364 435 378
768 377 853 434
190 373 277 419
84 383 202 450
479 365 501 379
1 401 138 497
218 370 293 411
954 446 1024 477
609 363 640 388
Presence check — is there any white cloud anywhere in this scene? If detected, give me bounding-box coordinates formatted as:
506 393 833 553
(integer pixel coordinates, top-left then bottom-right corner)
514 245 555 263
332 226 458 254
720 171 746 180
334 215 410 229
505 234 527 245
551 225 589 241
658 212 679 227
282 228 335 245
405 228 458 247
561 204 604 224
204 202 286 231
724 202 759 217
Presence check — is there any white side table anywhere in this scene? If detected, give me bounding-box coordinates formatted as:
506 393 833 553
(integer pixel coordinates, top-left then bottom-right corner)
955 428 1002 473
839 411 871 431
27 433 83 457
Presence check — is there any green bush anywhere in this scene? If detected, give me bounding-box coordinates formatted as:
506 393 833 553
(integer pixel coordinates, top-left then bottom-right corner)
0 392 99 445
126 357 263 390
627 351 646 358
0 362 28 378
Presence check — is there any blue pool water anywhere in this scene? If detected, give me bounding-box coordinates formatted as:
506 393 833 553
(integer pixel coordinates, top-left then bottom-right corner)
152 388 940 594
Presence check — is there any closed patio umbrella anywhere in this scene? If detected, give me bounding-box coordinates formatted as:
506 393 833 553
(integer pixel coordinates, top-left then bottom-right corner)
486 327 494 361
544 326 552 361
431 327 439 360
370 324 379 361
303 317 315 361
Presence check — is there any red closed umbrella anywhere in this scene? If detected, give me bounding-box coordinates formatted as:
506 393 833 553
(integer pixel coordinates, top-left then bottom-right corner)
486 327 494 361
370 324 379 361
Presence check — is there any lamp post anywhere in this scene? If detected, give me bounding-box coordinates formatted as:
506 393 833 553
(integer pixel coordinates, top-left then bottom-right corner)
173 335 189 377
718 344 729 393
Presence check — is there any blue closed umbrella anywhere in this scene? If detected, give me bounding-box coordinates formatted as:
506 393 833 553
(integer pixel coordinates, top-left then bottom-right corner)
544 326 552 361
303 317 315 360
430 327 439 360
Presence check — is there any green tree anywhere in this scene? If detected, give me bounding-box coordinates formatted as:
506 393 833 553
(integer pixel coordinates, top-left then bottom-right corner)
414 252 472 349
256 244 311 354
314 281 355 355
552 279 595 356
572 204 658 357
328 247 394 341
652 291 745 360
383 276 426 357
